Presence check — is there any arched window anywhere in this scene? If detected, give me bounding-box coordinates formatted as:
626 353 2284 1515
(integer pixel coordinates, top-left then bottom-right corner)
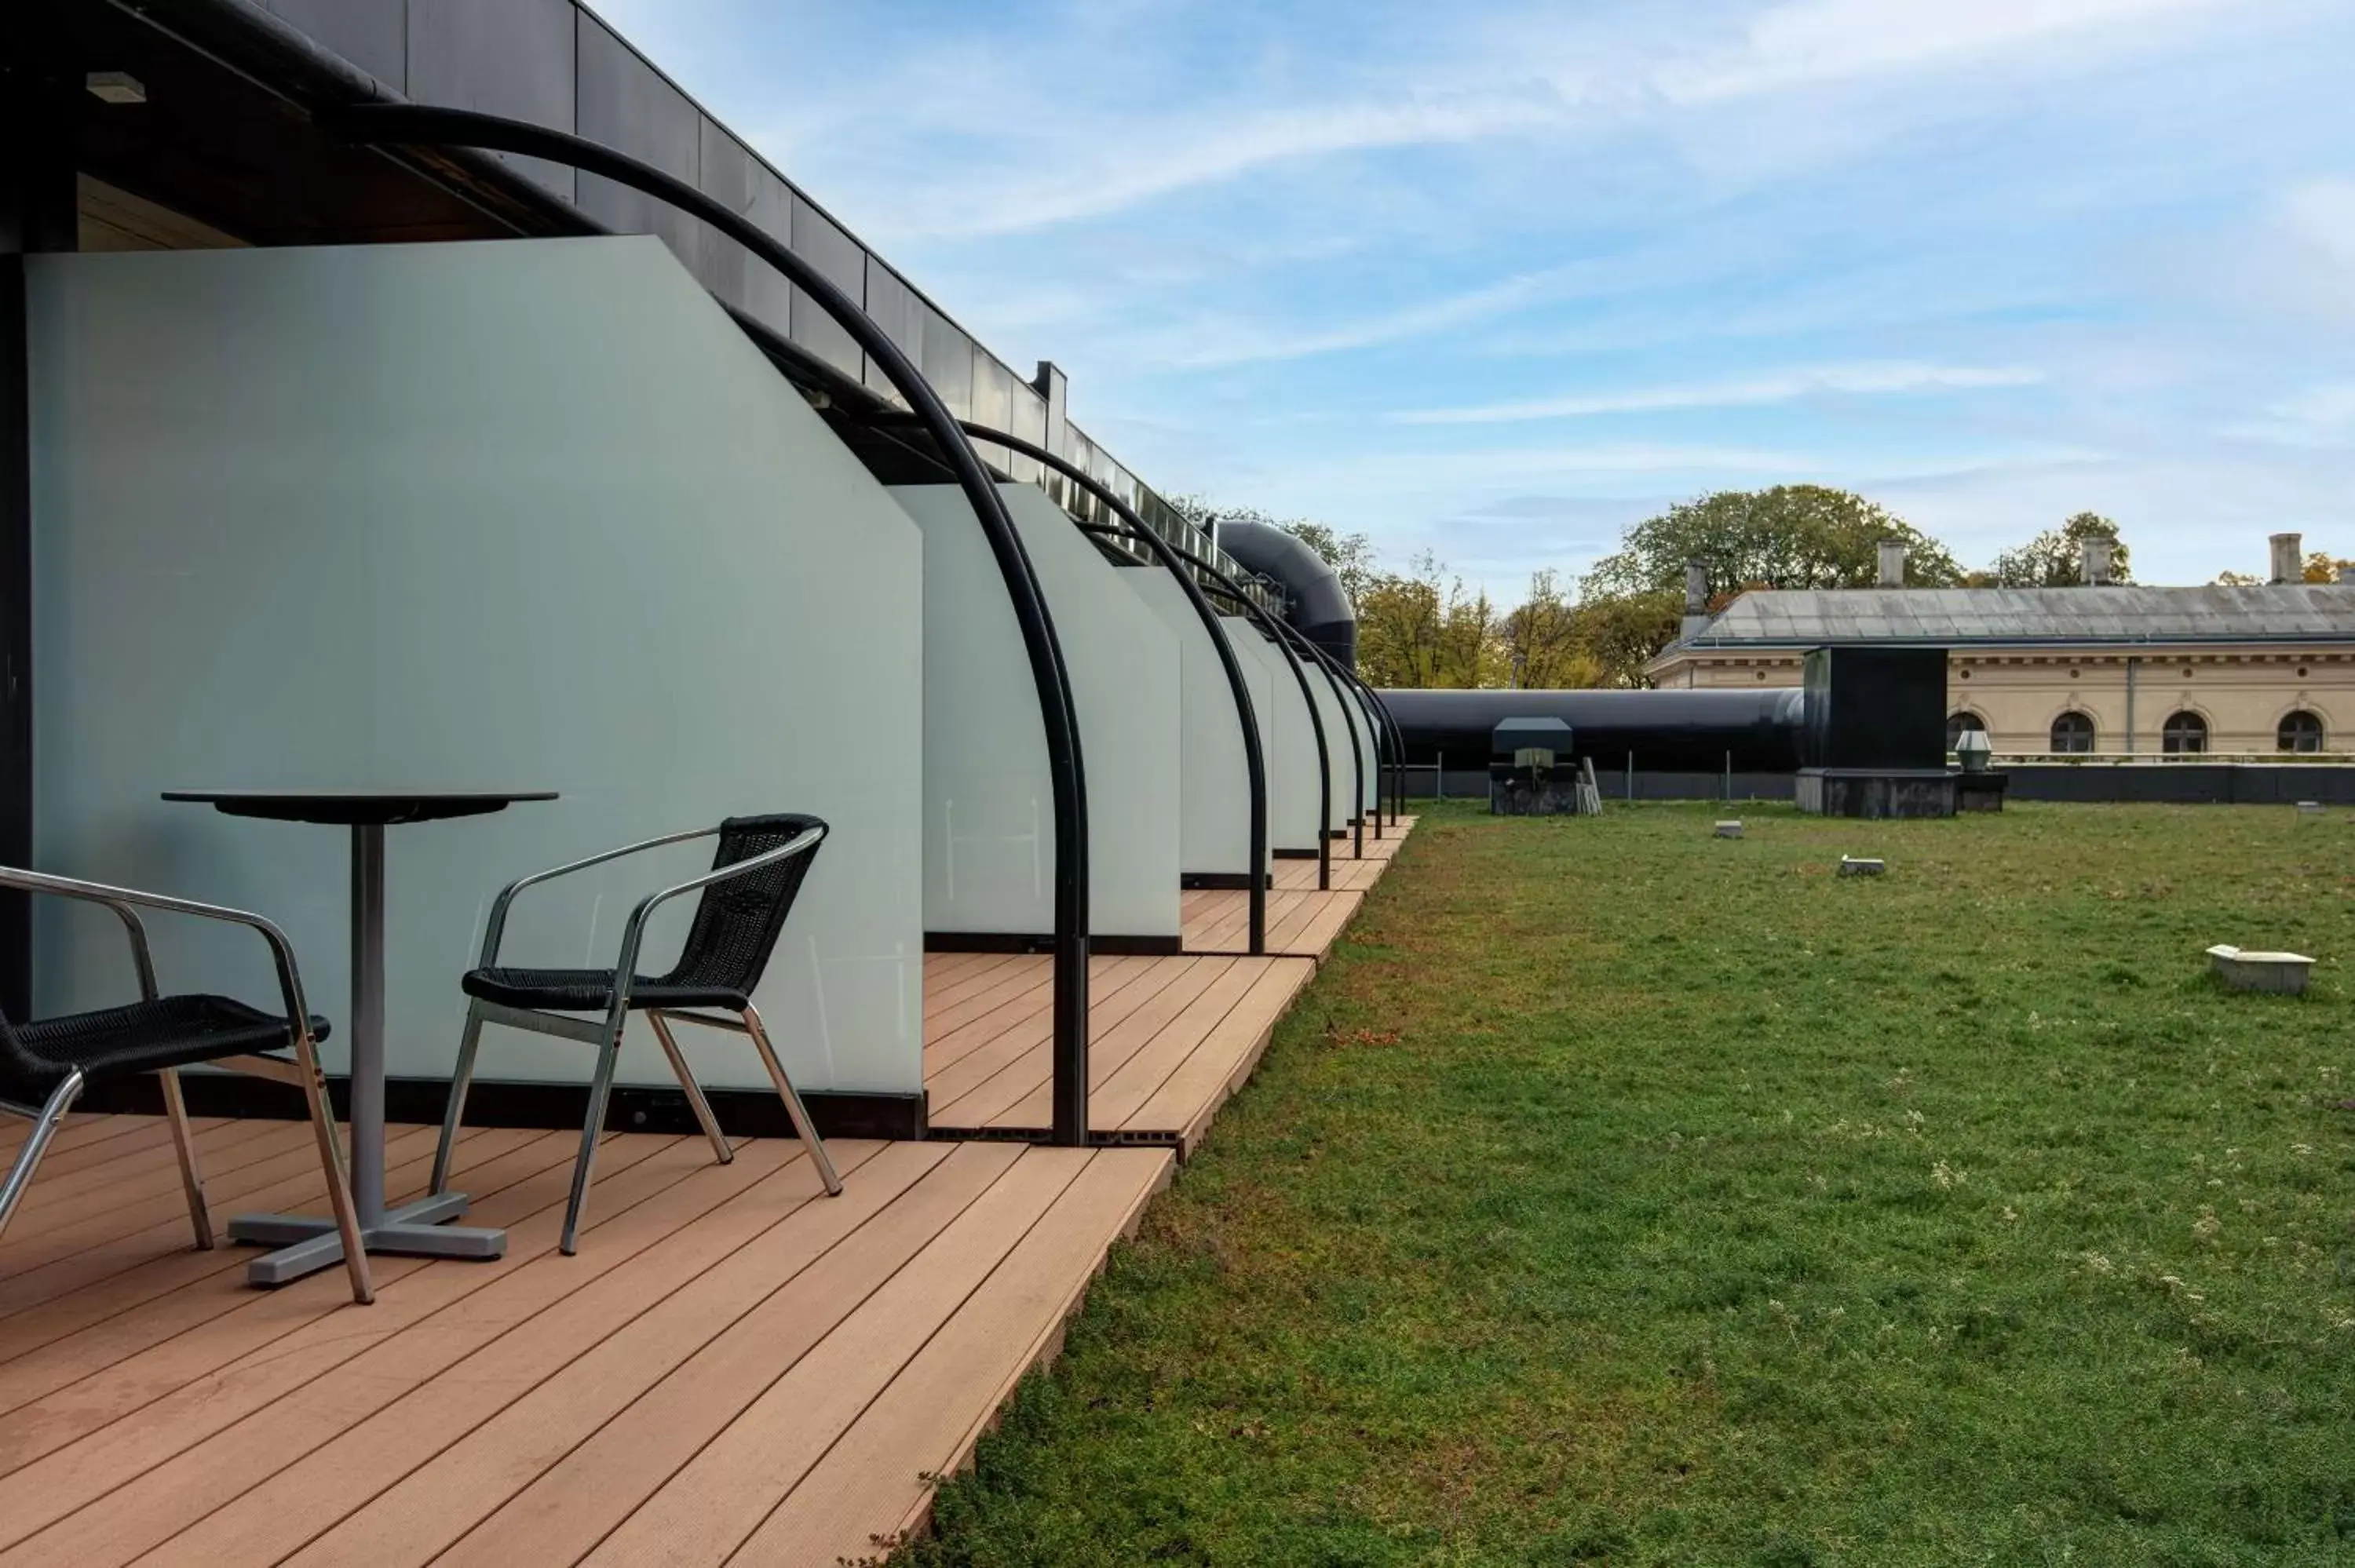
2161 710 2207 755
2277 709 2326 753
2050 711 2096 753
1946 712 1985 750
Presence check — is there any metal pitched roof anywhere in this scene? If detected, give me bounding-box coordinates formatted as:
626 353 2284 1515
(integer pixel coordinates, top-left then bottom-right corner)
1674 584 2355 648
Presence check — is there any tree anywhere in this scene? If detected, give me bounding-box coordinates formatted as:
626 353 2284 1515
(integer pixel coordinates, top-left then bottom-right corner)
1498 571 1603 689
1356 553 1500 688
1985 512 2132 586
2303 551 2353 584
1570 590 1685 689
1582 486 1963 600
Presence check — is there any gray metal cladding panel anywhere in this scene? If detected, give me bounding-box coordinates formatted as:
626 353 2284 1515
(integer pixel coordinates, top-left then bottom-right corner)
261 0 407 90
916 300 974 420
695 124 791 331
860 259 919 404
788 195 866 384
970 353 1015 434
1007 382 1047 483
406 0 579 203
575 14 703 273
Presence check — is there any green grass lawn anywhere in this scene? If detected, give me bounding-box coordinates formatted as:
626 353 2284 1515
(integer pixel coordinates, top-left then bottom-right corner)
904 801 2355 1567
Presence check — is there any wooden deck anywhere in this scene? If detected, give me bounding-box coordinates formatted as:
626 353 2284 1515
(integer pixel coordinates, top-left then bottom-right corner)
0 814 1418 1564
1181 813 1416 955
923 953 1314 1148
0 1114 1170 1566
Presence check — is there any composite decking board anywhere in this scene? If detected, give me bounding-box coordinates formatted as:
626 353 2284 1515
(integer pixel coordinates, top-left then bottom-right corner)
137 1140 904 1568
732 1147 1175 1565
923 951 1173 1097
0 1130 696 1558
572 1147 1097 1566
0 1117 316 1247
0 1125 467 1354
921 955 1164 1081
0 1128 547 1416
8 1115 233 1184
351 1142 1006 1568
0 1122 445 1319
1137 959 1316 1154
922 958 1195 1125
975 957 1243 1134
919 953 1036 1018
921 955 1165 1080
946 958 1229 1132
1180 887 1365 960
1041 956 1268 1133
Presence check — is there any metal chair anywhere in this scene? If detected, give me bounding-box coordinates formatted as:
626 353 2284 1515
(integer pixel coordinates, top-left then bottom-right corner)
0 866 372 1304
434 813 842 1254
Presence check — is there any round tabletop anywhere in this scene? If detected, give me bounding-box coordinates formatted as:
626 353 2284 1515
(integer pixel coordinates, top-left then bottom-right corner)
160 789 560 826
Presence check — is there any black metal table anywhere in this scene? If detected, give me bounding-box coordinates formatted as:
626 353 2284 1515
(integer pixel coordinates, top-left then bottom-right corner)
162 789 558 1286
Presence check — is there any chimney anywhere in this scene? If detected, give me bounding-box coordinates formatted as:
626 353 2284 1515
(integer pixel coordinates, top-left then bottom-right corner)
1876 539 1906 588
2269 531 2302 585
2081 534 2113 586
1685 560 1709 616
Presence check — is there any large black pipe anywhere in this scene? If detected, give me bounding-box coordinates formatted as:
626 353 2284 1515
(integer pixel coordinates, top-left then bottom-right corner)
874 415 1272 955
319 106 1101 1143
1217 520 1358 668
1383 687 1806 774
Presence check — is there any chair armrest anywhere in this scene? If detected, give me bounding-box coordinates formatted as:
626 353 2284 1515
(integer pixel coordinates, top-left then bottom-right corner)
476 826 718 968
606 824 827 1009
0 866 309 1037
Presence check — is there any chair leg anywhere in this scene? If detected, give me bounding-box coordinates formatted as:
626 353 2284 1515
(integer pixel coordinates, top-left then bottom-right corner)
740 1005 842 1196
157 1069 214 1250
289 1027 374 1306
0 1072 85 1247
647 1012 732 1167
562 1009 629 1256
432 1001 487 1197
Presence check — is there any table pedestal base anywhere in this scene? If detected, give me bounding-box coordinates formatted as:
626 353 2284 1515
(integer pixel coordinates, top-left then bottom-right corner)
230 1191 507 1286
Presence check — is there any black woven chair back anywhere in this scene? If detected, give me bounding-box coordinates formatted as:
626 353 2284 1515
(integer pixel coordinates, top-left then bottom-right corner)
655 814 827 1000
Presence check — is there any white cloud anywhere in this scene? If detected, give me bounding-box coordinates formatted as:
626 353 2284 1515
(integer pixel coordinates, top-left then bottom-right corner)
1147 269 1572 370
1661 0 2230 102
2276 177 2355 262
2223 380 2355 445
1391 362 2045 424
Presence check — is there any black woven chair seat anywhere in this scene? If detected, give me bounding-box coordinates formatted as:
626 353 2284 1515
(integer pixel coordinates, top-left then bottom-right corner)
461 967 747 1015
8 995 327 1098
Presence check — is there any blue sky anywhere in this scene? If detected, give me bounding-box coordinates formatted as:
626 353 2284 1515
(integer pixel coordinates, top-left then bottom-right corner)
599 0 2355 600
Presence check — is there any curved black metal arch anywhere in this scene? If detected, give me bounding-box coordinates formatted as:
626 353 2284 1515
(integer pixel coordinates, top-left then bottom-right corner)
1157 546 1338 892
874 415 1271 954
1265 616 1367 859
319 105 1101 1142
1313 653 1404 831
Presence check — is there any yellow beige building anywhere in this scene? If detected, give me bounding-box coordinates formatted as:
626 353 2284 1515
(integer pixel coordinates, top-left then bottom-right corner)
1647 534 2355 757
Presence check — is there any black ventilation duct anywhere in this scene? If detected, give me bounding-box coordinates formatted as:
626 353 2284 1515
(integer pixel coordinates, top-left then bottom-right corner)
1215 520 1357 668
1382 687 1807 772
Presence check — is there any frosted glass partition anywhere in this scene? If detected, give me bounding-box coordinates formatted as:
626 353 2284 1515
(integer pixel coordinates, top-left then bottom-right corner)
27 235 925 1096
1303 660 1359 829
891 483 1181 945
1345 684 1383 815
1221 618 1326 853
1128 571 1270 882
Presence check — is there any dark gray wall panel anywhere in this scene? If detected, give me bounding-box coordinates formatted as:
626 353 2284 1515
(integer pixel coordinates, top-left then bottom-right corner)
917 301 973 421
575 16 703 275
787 195 865 385
1007 381 1047 483
695 121 792 333
861 258 920 406
407 0 578 203
261 0 407 91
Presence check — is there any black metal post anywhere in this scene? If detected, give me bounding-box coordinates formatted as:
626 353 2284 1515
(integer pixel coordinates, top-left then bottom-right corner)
1269 623 1365 859
884 417 1270 956
323 108 1100 1142
0 13 76 1023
